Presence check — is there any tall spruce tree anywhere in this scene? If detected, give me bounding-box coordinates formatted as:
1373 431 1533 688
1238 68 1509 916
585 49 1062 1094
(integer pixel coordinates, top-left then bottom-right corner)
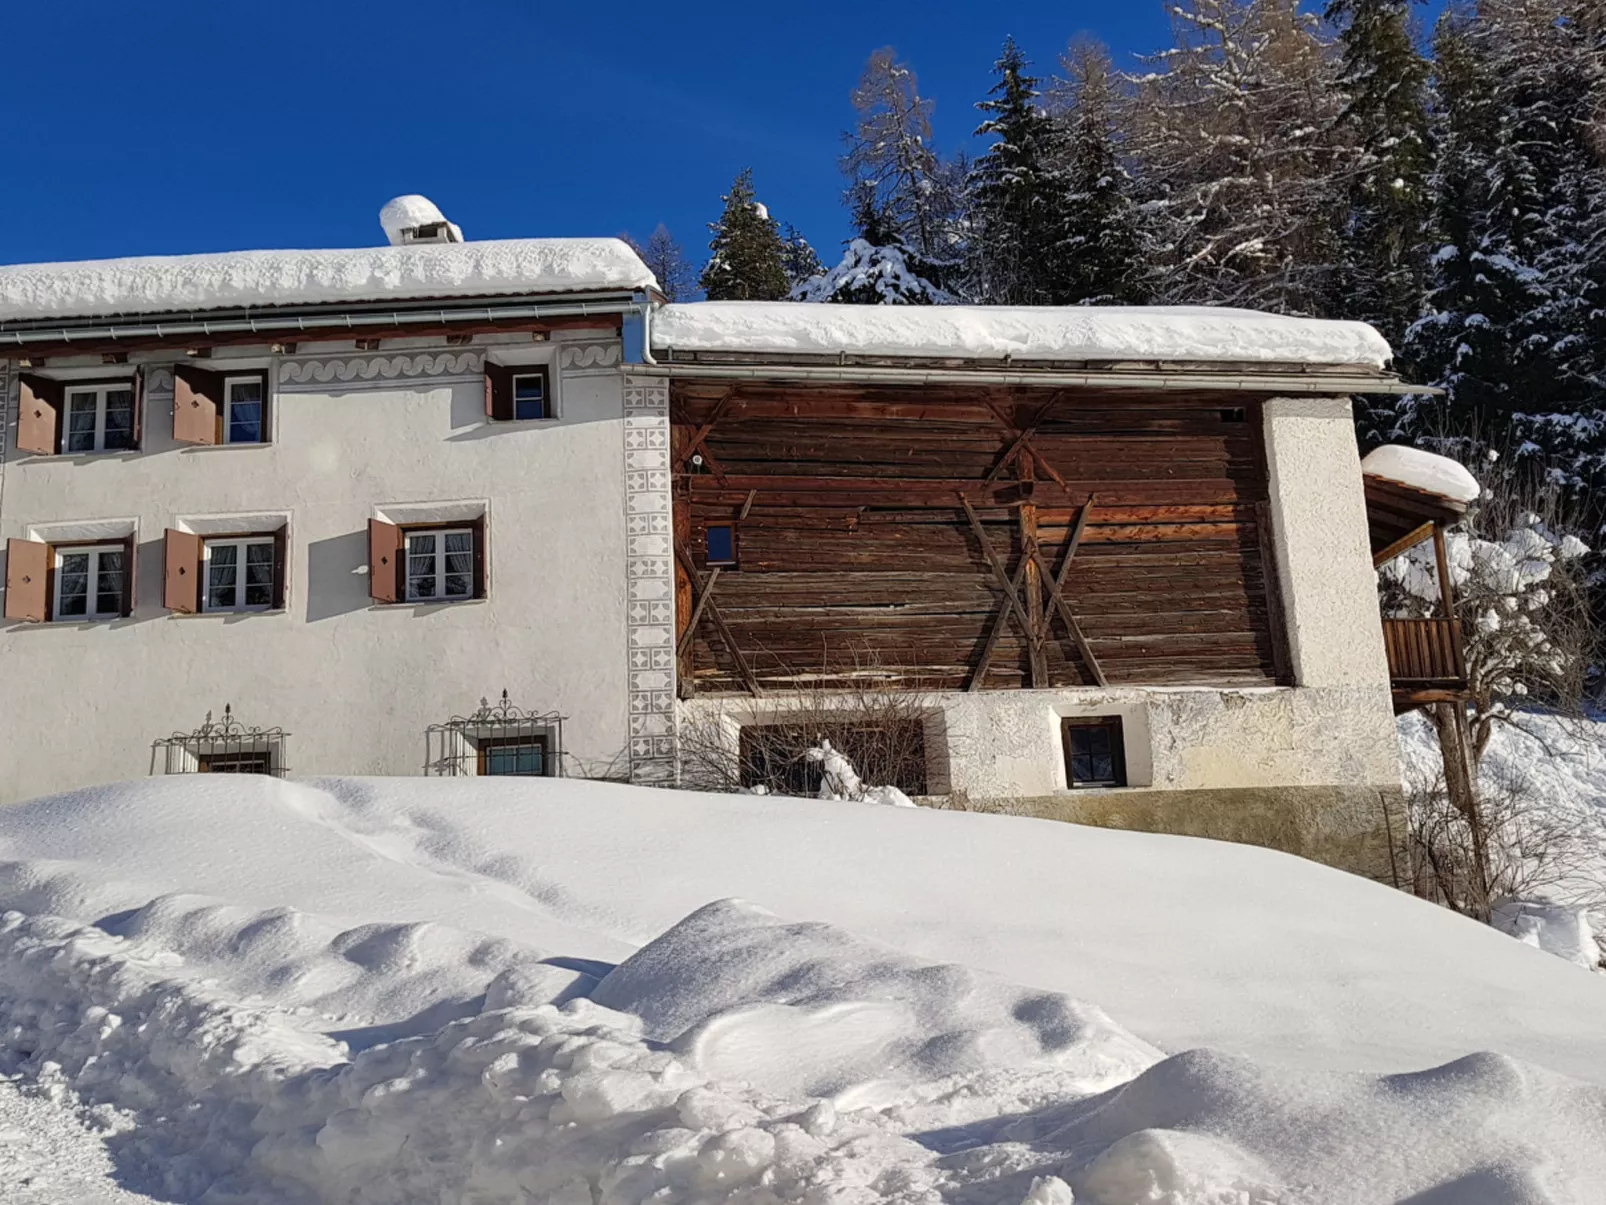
1325 0 1434 350
1052 39 1146 304
1130 0 1346 314
966 39 1076 305
699 169 790 301
1404 1 1606 482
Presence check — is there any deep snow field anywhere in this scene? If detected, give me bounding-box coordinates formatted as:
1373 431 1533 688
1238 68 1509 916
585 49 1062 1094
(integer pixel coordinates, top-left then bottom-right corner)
1 736 1605 1204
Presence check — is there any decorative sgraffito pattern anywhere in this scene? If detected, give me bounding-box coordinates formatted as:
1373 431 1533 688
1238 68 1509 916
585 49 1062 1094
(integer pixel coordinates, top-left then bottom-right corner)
279 352 484 390
622 373 677 784
558 343 622 374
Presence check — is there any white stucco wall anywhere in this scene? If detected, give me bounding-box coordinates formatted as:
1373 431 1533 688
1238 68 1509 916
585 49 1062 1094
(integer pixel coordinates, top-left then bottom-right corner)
682 679 1400 802
1262 397 1393 689
0 333 638 802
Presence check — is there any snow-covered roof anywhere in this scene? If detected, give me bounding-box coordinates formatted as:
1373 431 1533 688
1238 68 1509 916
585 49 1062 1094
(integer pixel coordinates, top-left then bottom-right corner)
0 238 657 323
1362 444 1481 504
652 301 1393 369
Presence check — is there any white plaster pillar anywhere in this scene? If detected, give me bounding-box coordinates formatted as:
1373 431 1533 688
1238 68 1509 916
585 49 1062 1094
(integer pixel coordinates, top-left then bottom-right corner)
1262 397 1391 688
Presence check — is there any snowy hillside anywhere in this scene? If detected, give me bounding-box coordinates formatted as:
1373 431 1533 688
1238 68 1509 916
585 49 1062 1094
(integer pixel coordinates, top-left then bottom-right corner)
1 775 1605 1203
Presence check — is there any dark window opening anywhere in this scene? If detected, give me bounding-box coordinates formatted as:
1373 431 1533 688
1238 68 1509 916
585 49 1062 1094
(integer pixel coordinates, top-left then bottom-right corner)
478 734 552 777
1062 717 1127 788
1219 407 1248 424
738 720 928 797
706 524 737 567
512 371 549 420
198 750 274 774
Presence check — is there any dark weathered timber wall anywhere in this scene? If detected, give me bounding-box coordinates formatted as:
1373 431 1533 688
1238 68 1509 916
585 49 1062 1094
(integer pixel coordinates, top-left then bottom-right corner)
672 381 1288 694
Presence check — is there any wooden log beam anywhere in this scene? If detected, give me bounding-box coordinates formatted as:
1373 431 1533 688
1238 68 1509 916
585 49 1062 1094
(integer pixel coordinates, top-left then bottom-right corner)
1371 520 1436 568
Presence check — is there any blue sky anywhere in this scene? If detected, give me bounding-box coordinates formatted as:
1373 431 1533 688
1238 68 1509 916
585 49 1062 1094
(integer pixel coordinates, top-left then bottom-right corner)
0 1 1428 271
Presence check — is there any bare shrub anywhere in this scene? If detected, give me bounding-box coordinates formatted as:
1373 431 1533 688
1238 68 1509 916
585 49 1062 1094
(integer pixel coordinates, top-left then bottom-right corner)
678 673 942 799
1400 755 1606 949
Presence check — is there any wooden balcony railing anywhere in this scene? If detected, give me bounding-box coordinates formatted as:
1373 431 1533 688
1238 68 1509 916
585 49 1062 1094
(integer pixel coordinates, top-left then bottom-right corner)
1383 617 1468 687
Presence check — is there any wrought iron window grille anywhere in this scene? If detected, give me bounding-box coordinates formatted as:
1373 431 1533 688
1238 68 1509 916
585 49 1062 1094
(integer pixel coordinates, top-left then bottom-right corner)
425 690 568 777
151 704 289 776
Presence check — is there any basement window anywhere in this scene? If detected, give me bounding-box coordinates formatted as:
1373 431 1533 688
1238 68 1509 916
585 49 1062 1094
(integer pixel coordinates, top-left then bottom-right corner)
738 720 929 797
706 524 737 567
1062 717 1127 788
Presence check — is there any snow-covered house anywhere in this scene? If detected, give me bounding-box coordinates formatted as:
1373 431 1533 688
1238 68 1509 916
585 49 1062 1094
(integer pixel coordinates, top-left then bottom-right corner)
0 203 1431 870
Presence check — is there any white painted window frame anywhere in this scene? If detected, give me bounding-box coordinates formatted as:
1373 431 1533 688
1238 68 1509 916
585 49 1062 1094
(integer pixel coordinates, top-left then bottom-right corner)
511 370 549 421
404 527 474 603
222 374 268 445
51 543 126 621
201 535 277 613
62 382 135 453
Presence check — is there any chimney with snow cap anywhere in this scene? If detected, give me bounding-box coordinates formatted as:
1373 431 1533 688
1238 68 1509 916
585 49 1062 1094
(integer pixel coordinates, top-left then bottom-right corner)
379 195 464 246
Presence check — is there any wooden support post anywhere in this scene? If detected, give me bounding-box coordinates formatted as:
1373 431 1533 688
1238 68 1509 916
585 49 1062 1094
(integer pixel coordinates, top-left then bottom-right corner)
1018 462 1048 689
1432 521 1456 619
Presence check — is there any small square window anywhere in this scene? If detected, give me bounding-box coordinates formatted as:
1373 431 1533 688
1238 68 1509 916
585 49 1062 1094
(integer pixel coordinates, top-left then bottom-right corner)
198 750 274 774
405 527 476 602
477 735 551 776
63 383 135 453
512 371 549 421
1062 717 1127 788
52 542 128 621
203 536 278 612
706 524 737 567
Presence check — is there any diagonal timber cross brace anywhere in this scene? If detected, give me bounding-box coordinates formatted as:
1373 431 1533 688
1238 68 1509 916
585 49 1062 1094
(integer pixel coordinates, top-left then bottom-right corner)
1040 495 1108 687
960 494 1044 690
981 395 1070 490
673 390 734 484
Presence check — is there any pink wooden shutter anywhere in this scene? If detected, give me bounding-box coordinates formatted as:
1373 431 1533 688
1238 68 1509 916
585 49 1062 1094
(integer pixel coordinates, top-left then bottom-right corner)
4 539 49 622
17 375 61 456
173 365 222 445
368 519 402 603
164 529 202 614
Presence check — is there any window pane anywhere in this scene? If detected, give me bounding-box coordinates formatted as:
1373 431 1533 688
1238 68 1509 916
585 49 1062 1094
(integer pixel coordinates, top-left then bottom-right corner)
706 525 735 564
1070 751 1094 783
58 553 89 616
95 550 124 615
208 543 238 608
485 742 544 775
444 531 473 596
101 389 134 450
513 375 546 420
227 381 264 444
407 532 436 556
67 394 97 452
244 543 275 606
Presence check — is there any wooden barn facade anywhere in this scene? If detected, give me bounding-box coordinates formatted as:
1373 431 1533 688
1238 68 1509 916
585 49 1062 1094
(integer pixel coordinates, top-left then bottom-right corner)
644 302 1422 869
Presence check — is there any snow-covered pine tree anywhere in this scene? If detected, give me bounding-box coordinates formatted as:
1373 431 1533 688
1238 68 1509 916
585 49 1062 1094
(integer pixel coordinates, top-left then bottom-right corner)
624 224 697 302
1403 1 1606 484
1129 0 1347 314
699 169 791 301
965 38 1076 305
1051 39 1146 304
1324 0 1433 348
779 224 824 294
791 183 951 304
841 47 964 278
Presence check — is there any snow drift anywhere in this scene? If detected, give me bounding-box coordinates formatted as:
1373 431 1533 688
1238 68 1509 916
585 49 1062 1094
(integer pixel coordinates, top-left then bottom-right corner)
651 300 1393 367
2 774 1605 1203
